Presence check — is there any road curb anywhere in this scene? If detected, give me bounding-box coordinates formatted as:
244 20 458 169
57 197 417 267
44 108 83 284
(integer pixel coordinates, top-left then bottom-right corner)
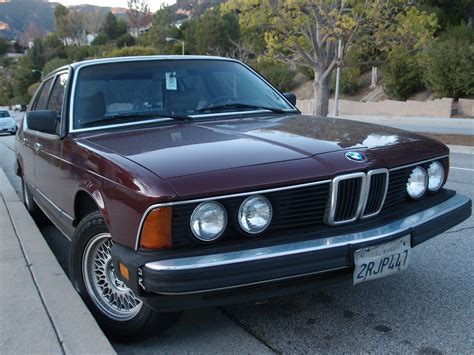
0 168 115 354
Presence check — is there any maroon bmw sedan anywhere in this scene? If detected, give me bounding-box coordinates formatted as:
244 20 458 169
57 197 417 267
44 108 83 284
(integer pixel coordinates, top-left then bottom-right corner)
15 56 471 340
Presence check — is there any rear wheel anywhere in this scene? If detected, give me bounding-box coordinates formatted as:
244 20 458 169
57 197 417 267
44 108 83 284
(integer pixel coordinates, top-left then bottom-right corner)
69 211 180 341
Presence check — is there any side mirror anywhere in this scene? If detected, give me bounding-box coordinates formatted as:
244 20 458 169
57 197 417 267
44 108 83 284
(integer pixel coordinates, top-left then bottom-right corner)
283 92 297 106
26 110 59 135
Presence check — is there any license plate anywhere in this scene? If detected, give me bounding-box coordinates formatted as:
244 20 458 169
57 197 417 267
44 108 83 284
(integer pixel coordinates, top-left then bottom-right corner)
353 235 411 285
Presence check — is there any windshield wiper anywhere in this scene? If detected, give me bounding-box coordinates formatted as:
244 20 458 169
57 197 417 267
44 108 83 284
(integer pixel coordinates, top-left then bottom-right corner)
196 103 292 114
80 112 191 128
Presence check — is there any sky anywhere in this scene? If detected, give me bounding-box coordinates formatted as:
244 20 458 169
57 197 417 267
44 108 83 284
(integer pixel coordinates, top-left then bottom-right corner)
49 0 176 12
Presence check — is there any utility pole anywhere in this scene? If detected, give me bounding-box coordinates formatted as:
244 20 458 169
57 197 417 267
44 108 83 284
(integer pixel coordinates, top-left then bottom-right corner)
333 39 342 117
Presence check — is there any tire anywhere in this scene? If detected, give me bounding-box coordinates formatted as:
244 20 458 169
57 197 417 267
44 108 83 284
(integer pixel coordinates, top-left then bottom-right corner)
69 211 180 342
21 178 50 225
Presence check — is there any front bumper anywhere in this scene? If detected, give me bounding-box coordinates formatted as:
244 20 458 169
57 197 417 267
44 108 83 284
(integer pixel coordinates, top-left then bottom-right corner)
0 125 16 133
112 193 471 312
0 120 17 133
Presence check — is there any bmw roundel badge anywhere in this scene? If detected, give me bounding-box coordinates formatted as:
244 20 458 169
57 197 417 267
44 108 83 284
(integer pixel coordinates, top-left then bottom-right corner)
345 151 366 162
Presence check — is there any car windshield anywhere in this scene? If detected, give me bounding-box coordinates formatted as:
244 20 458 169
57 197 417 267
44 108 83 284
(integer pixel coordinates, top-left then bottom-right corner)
0 111 11 118
72 59 296 130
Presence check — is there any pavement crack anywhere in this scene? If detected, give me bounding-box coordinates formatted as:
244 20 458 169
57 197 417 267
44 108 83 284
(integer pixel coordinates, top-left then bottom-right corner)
219 307 280 354
445 226 474 234
0 140 15 153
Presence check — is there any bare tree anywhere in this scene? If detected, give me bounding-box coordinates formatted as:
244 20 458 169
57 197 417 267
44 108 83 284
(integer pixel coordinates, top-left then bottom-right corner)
127 0 152 37
20 20 47 46
228 39 253 63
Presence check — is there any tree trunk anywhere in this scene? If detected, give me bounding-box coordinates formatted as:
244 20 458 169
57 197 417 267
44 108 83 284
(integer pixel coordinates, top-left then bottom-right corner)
312 73 330 117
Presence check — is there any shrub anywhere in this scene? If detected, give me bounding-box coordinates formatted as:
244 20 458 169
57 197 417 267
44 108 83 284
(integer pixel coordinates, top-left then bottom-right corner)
91 33 109 46
102 46 157 58
331 50 362 95
382 47 423 101
43 58 69 77
331 66 361 95
0 36 9 55
299 66 314 80
27 82 40 97
421 25 474 99
116 34 136 48
251 59 295 92
64 46 89 62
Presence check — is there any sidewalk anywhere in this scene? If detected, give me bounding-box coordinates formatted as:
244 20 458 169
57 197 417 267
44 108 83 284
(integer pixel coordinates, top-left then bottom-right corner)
0 169 115 354
334 114 474 136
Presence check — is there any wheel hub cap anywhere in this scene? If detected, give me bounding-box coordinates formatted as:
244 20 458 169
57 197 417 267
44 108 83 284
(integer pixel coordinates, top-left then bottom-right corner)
82 233 142 321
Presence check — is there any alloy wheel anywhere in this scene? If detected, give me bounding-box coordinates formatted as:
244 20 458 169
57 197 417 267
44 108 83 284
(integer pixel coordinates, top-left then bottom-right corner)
82 233 142 321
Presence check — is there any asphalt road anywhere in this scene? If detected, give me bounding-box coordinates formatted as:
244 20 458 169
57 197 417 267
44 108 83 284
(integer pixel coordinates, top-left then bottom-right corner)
0 116 472 354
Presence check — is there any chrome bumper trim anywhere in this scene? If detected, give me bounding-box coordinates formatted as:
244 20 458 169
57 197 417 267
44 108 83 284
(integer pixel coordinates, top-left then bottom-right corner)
145 194 469 272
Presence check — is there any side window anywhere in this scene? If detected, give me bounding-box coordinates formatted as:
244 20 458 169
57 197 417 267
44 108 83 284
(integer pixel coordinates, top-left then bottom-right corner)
47 73 68 116
35 78 53 110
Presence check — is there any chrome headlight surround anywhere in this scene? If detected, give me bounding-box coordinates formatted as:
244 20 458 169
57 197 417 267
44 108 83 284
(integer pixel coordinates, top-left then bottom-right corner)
427 161 445 192
238 195 273 235
190 201 227 242
406 166 428 199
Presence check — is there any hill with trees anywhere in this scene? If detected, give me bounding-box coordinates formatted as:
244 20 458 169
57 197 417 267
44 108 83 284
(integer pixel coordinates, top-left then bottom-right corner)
0 0 127 41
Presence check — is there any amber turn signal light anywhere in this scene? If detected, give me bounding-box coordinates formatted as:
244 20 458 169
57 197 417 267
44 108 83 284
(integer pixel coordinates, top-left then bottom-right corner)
118 262 129 281
140 207 173 250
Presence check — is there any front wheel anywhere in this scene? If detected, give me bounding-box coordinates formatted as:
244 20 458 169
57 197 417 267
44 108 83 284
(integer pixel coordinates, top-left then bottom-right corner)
69 211 180 341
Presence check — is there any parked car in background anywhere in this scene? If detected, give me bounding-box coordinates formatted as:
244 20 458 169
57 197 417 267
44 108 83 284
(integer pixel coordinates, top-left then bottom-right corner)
0 110 17 135
14 56 472 341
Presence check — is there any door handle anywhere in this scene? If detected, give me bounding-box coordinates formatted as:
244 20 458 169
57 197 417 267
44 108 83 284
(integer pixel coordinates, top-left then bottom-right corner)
34 142 42 153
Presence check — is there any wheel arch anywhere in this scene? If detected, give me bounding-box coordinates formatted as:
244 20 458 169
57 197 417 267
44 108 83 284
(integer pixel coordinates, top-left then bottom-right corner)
73 189 108 227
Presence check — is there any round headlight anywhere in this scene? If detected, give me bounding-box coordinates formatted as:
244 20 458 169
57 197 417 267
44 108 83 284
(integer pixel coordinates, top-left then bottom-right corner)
406 166 428 199
238 195 272 235
427 161 444 192
190 202 227 242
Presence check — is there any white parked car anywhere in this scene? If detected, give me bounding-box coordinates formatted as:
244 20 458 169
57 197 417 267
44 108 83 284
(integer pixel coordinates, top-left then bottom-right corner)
0 110 17 135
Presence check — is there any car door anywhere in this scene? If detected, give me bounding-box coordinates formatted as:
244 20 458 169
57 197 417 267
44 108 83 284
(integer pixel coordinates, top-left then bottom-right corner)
21 77 54 190
33 71 75 236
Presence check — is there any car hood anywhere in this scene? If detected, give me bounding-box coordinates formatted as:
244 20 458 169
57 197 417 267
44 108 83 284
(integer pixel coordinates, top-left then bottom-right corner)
81 114 444 185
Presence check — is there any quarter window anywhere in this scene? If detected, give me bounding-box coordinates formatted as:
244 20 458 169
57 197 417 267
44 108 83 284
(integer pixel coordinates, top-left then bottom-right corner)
47 73 68 116
35 78 53 110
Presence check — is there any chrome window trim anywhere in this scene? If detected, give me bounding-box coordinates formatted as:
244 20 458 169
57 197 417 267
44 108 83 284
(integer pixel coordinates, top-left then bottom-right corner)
389 155 449 171
143 194 470 276
360 168 389 219
324 172 367 226
134 178 332 250
68 57 298 134
70 118 175 133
